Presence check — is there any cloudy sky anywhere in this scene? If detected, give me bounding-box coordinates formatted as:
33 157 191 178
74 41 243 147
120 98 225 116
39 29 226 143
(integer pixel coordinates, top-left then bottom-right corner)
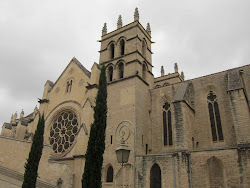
0 0 249 130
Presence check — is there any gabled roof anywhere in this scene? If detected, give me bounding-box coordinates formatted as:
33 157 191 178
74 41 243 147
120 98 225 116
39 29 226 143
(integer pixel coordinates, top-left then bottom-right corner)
91 62 101 70
72 57 91 77
51 57 91 91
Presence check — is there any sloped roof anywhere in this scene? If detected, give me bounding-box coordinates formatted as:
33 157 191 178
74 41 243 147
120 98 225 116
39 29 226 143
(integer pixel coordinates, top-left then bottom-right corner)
51 57 91 90
72 57 91 78
46 80 54 87
3 123 12 130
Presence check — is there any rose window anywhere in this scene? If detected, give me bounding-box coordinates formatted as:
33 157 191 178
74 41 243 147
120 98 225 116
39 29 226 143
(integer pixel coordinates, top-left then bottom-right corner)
49 111 79 154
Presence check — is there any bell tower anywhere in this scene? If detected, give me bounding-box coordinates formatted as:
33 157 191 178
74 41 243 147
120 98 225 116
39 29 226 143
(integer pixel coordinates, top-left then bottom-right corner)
99 8 153 86
100 9 154 187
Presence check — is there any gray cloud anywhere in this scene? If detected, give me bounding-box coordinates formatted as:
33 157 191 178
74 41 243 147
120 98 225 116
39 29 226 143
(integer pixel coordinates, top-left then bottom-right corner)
0 0 249 130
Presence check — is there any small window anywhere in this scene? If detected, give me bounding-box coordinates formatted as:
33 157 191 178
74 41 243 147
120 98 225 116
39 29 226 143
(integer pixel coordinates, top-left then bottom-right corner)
120 39 125 56
142 40 146 57
118 63 124 79
111 135 112 144
163 102 173 146
142 135 144 146
110 43 115 59
146 144 148 154
142 63 146 80
106 166 113 182
108 66 113 82
66 80 73 93
207 91 223 141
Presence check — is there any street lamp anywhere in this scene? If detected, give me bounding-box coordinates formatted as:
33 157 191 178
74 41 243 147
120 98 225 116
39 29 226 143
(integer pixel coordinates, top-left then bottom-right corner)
116 139 131 165
115 120 136 187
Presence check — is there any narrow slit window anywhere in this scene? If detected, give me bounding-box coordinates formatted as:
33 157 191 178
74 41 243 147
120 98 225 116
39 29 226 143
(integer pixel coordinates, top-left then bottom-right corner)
120 39 125 56
162 102 172 146
142 40 146 57
142 64 146 80
110 43 115 59
66 80 73 93
111 135 112 144
207 91 224 141
108 66 113 82
118 63 124 79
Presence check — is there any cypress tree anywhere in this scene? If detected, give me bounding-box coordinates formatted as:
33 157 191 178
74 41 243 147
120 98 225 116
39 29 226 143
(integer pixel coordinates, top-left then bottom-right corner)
82 65 107 188
22 114 45 188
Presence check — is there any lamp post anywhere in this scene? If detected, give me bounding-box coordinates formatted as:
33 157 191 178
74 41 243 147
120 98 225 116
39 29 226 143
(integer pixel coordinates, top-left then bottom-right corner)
115 138 131 165
115 120 136 187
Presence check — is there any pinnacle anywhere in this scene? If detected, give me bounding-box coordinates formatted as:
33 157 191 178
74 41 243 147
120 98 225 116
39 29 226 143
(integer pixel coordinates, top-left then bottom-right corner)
146 23 151 35
117 15 123 29
102 23 107 36
134 7 139 21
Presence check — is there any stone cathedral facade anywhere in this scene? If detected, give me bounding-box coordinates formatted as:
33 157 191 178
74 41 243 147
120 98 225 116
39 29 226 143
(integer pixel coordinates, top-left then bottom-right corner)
1 8 250 188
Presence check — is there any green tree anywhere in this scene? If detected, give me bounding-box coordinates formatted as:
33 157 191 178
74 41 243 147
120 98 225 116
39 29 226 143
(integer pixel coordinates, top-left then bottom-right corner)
22 114 45 188
82 65 107 188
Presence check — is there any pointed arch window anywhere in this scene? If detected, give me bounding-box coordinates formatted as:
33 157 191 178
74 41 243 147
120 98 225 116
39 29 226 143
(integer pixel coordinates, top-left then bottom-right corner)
110 43 115 59
207 91 224 141
163 102 172 146
66 80 73 93
120 39 125 56
118 62 124 79
150 164 161 188
106 166 114 182
108 66 113 82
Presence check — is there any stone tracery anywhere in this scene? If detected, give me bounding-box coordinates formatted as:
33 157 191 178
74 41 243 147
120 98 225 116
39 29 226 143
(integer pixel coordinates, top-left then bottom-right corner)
49 110 79 155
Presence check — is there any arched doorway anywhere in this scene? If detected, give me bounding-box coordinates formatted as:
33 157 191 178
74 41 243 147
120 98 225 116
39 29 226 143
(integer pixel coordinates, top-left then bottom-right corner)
150 163 161 188
207 156 225 188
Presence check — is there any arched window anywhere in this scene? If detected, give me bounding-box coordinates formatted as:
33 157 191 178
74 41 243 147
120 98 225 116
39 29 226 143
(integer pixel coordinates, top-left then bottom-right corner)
110 43 115 59
106 166 113 182
118 62 124 79
66 80 73 93
120 39 125 56
163 102 173 146
142 40 146 57
207 157 224 187
108 66 113 82
142 63 146 80
150 164 161 188
207 91 223 141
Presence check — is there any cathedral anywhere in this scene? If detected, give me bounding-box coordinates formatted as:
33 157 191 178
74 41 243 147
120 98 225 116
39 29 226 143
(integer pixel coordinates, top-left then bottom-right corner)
1 8 250 188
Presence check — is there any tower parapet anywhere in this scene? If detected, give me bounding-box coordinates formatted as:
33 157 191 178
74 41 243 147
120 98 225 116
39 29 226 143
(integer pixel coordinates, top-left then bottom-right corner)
99 8 153 86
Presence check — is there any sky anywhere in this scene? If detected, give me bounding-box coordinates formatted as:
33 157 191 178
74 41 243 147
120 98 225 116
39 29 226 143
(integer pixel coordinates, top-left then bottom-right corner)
0 0 249 131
